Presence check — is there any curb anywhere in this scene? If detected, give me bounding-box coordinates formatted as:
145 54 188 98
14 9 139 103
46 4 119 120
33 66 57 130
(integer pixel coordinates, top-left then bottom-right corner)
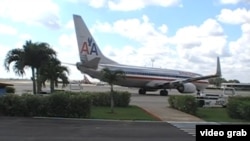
137 106 163 121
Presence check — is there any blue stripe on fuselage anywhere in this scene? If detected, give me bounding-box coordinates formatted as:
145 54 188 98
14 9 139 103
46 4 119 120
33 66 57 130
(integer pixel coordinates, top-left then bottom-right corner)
98 64 202 80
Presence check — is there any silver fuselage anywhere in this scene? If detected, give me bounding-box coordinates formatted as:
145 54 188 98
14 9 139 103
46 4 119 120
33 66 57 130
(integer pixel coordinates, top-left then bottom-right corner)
78 63 209 91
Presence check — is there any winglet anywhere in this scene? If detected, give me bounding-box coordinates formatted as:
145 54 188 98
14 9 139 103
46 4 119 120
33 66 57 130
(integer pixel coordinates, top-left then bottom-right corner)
216 57 222 77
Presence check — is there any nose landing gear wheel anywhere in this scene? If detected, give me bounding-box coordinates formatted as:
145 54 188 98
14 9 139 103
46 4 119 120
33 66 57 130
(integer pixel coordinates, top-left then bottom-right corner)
160 89 168 96
139 88 146 95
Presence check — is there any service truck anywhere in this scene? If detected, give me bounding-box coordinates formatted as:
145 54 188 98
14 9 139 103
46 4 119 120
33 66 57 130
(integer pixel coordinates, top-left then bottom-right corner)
196 87 236 108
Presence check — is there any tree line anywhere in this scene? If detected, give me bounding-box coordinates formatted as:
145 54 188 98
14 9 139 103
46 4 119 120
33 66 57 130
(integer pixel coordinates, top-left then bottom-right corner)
4 40 69 94
208 77 240 87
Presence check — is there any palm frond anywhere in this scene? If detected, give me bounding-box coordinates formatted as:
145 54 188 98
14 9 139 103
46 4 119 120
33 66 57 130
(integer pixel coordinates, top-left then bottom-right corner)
4 48 24 71
100 67 125 85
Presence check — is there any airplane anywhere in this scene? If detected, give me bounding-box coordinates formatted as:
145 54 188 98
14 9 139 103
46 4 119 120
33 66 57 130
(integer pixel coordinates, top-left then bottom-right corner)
82 74 92 84
73 14 222 96
82 74 106 85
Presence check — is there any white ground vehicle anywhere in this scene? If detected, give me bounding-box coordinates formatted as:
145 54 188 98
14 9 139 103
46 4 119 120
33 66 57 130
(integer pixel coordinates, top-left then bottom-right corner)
196 87 236 107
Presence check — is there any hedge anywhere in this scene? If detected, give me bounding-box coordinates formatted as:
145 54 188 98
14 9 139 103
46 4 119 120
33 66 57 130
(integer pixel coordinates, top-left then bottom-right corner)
168 95 197 115
0 91 131 118
6 86 15 93
227 96 250 120
90 91 131 107
0 92 92 118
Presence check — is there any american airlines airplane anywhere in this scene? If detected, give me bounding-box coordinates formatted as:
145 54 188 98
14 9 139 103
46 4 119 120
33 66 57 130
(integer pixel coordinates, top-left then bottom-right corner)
73 14 221 96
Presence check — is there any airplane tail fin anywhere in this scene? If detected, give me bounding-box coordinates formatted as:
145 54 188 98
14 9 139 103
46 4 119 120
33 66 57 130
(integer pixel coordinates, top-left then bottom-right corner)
73 14 118 66
215 56 222 77
83 74 91 84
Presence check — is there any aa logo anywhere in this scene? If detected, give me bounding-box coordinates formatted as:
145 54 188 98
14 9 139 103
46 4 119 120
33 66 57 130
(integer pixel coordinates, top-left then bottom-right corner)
80 37 98 55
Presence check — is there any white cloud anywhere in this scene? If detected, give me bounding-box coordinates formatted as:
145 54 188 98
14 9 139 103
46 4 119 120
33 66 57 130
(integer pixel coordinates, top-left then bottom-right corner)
89 0 107 8
65 20 74 29
229 23 250 60
217 8 250 24
0 0 61 29
0 24 17 35
220 0 250 4
56 33 83 79
58 34 76 49
170 18 227 61
19 34 32 40
224 23 250 82
158 24 168 34
220 0 242 4
199 19 224 36
12 34 33 50
109 0 181 11
93 15 169 48
71 0 181 11
108 0 145 11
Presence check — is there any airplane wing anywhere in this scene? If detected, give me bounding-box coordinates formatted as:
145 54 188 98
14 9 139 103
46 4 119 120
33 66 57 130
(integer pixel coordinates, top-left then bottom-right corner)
146 57 221 88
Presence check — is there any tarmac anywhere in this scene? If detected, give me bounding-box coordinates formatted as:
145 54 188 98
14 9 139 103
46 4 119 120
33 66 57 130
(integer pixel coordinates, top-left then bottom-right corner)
129 94 204 122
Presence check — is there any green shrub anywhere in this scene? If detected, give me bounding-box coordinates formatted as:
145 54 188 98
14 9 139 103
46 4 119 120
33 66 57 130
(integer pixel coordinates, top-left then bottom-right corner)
0 96 4 116
21 94 47 116
91 91 131 107
47 92 71 117
113 91 131 107
227 96 250 120
6 86 15 93
67 94 92 118
237 101 250 120
0 92 91 118
197 99 205 107
0 94 27 116
227 97 242 119
168 95 197 115
0 91 130 118
91 92 110 107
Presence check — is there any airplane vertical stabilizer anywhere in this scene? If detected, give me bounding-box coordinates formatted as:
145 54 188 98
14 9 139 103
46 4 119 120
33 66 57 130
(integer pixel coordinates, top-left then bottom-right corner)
73 14 118 65
216 57 222 77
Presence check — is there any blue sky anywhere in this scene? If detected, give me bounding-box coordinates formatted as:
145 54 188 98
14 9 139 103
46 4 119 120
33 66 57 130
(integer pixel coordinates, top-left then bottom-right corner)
0 0 249 83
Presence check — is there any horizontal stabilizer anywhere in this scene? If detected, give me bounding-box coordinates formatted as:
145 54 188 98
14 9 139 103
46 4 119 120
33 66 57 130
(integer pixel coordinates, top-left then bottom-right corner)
82 57 100 69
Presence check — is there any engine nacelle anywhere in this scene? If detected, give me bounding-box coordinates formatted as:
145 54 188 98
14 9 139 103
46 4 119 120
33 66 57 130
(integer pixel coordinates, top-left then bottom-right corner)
177 83 196 93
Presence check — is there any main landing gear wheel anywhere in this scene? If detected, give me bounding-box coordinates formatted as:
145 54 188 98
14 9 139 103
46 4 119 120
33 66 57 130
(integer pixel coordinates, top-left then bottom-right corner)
197 89 201 96
139 88 146 95
160 89 168 96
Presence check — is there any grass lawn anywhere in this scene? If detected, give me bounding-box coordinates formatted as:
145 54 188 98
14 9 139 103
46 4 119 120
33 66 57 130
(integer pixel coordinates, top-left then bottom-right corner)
90 106 159 121
196 107 250 123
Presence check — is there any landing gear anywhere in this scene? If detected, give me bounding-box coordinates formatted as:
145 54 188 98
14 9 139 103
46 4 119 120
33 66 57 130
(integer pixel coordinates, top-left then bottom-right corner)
160 89 168 96
138 88 146 95
197 90 201 96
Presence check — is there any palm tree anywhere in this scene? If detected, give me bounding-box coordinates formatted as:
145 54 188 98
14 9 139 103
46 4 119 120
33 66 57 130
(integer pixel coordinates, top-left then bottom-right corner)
34 42 57 93
100 68 125 113
4 40 56 94
40 57 70 93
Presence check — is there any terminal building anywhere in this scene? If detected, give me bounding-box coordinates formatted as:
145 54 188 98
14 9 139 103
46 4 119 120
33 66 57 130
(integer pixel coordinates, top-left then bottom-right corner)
221 83 250 91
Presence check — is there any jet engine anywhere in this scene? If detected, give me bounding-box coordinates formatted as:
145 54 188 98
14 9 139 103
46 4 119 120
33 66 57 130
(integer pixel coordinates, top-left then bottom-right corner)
176 83 196 93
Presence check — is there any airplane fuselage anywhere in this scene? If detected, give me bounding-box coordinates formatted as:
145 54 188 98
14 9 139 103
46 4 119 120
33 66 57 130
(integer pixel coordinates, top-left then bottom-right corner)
77 62 209 92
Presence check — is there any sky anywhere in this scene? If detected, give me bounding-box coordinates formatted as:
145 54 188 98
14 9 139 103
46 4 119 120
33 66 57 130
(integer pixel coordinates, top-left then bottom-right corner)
0 0 249 83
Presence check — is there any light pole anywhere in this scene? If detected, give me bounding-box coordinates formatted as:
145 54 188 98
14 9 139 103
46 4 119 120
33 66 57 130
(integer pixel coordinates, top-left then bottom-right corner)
151 58 155 67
